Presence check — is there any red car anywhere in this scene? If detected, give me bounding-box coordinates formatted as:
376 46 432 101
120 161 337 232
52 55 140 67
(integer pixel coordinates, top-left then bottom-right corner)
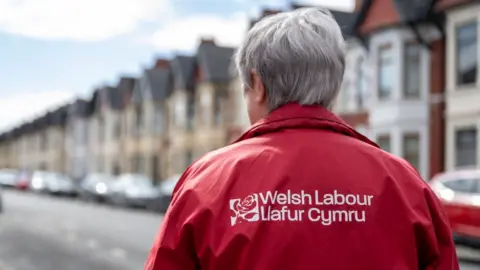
15 171 31 191
430 169 480 248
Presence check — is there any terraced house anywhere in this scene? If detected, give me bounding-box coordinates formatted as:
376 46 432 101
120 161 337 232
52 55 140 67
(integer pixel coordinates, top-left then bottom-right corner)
166 55 196 176
193 39 235 158
89 85 125 175
130 59 171 182
65 99 91 181
441 0 480 170
352 0 446 179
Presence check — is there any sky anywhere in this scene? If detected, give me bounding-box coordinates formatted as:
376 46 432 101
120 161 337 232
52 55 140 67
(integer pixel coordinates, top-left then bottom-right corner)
0 0 354 132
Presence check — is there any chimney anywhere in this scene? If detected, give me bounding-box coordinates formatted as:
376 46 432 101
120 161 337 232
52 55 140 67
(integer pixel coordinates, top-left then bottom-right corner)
262 9 281 18
154 58 169 69
354 0 364 11
200 38 216 45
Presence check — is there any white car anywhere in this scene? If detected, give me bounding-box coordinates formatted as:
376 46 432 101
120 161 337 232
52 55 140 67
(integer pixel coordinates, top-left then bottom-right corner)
0 169 19 188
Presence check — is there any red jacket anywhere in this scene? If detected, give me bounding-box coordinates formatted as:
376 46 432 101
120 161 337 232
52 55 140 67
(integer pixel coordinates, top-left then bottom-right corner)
145 104 458 270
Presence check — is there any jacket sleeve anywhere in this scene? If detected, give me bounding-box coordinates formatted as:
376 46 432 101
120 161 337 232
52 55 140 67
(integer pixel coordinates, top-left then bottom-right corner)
144 173 201 270
416 186 459 270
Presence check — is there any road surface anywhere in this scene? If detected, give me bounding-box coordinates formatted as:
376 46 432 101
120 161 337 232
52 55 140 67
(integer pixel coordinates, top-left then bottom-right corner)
0 190 479 270
0 190 162 270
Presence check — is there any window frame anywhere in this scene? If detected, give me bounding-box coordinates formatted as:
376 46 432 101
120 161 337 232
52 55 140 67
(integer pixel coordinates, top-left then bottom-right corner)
455 127 478 168
442 178 477 194
402 132 420 170
377 45 394 101
213 91 223 126
403 42 422 99
356 57 366 109
377 134 391 152
455 20 478 87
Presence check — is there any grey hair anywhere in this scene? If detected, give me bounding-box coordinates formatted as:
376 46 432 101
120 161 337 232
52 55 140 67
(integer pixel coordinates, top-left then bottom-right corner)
235 7 346 111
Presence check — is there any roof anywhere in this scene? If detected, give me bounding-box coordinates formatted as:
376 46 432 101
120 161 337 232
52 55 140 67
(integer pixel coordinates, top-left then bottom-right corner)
132 66 172 103
90 86 123 112
49 105 68 126
197 42 234 83
393 0 436 23
68 99 90 118
171 55 195 90
354 0 440 34
106 86 123 110
116 76 136 107
250 5 358 37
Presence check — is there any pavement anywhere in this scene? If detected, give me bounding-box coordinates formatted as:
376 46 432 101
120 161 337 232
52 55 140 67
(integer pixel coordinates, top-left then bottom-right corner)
0 190 479 270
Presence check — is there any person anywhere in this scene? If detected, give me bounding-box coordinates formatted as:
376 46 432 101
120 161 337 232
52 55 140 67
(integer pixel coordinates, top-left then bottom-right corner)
145 7 459 270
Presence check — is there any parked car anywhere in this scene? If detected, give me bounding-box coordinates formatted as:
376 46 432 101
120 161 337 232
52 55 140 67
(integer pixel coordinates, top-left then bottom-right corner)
78 173 115 202
430 169 480 248
43 173 77 196
108 174 159 208
0 169 19 188
147 174 181 213
29 171 54 193
15 170 31 191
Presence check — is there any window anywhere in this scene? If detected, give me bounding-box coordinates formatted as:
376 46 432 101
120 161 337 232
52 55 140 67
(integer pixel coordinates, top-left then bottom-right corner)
456 21 478 86
113 119 121 139
474 179 480 193
132 155 144 174
154 106 164 134
377 134 391 152
40 132 47 150
378 46 394 100
201 91 211 125
187 93 195 130
135 106 143 137
404 43 422 98
356 57 367 108
213 92 222 126
112 163 121 176
98 117 105 143
403 133 420 170
443 179 477 193
455 128 477 167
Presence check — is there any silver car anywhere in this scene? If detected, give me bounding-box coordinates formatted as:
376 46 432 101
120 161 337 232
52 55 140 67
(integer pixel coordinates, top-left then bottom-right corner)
108 174 159 208
32 172 77 196
0 169 19 188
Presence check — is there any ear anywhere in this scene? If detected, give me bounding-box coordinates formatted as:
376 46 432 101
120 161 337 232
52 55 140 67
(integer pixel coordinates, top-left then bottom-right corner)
250 70 266 103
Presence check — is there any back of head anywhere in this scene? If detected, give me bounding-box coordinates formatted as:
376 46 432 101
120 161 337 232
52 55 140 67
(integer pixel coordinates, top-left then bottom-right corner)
235 7 346 111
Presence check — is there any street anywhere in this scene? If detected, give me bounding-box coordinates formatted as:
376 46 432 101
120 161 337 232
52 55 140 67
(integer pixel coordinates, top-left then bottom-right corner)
0 190 162 270
0 190 480 270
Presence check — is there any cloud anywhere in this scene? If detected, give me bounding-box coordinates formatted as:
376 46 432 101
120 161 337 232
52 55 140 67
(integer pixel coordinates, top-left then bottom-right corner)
301 0 354 10
152 13 249 52
0 90 77 132
0 0 172 41
150 0 354 52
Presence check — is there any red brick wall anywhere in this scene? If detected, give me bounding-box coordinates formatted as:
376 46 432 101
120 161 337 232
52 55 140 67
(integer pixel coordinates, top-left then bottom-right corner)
359 0 400 34
429 39 446 179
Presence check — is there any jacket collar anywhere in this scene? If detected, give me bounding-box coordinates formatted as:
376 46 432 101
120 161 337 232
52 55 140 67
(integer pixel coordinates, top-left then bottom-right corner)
234 103 378 148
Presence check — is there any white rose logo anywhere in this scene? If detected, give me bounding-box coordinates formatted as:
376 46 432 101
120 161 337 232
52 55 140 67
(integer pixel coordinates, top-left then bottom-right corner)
229 194 260 226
